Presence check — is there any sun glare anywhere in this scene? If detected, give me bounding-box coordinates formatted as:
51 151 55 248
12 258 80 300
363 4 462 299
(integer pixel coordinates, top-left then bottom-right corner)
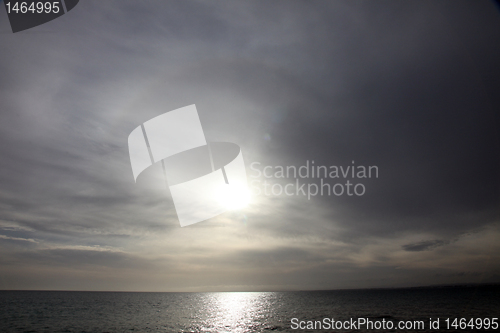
216 183 251 210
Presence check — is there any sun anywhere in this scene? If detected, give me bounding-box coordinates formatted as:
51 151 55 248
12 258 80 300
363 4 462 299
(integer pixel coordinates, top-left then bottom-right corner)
216 182 251 210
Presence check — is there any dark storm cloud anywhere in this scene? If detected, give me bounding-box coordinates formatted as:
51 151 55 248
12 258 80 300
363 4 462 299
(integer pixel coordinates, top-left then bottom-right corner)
402 240 450 252
236 2 500 239
0 0 498 291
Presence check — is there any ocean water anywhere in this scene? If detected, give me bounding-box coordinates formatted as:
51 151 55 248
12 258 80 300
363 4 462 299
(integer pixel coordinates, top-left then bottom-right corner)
0 286 499 333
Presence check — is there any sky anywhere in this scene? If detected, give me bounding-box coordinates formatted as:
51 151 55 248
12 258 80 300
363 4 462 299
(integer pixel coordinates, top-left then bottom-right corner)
0 0 499 292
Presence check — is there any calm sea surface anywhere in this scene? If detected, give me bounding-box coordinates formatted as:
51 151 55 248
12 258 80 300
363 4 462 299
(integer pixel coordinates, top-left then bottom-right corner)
0 286 499 333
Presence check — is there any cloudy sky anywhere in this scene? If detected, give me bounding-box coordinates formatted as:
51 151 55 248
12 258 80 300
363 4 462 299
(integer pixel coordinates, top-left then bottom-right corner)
0 0 499 292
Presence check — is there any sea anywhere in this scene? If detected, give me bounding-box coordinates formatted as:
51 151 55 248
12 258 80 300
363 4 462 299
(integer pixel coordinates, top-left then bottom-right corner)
0 285 498 333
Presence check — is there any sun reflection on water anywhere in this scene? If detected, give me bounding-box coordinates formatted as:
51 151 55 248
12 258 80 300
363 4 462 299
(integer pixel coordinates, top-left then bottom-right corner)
198 292 275 333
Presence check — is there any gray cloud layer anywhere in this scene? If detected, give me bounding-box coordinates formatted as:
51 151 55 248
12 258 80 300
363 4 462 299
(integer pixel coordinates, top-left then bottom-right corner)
0 0 499 291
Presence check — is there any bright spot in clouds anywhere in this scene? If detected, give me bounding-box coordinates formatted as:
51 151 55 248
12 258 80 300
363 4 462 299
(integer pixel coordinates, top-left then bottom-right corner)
216 182 251 210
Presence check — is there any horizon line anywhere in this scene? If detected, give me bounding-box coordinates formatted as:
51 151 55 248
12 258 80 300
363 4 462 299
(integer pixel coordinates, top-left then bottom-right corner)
1 282 498 293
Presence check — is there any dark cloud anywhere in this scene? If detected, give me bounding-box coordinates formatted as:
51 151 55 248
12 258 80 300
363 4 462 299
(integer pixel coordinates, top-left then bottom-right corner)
402 240 450 252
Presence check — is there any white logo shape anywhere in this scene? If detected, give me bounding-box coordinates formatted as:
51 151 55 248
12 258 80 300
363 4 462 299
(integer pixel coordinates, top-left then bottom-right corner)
128 105 248 227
